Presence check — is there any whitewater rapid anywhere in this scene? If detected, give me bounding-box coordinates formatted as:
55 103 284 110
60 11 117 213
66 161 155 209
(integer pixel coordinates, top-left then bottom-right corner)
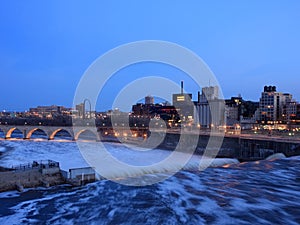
0 156 300 224
0 139 239 181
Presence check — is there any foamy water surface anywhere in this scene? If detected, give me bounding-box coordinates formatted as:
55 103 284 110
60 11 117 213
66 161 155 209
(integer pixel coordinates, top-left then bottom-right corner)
0 139 299 224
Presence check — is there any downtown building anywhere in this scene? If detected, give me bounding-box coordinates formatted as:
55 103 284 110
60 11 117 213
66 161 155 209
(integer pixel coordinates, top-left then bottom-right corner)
258 86 295 124
132 81 195 124
132 96 179 124
172 81 194 122
194 86 226 128
225 96 259 129
29 105 72 118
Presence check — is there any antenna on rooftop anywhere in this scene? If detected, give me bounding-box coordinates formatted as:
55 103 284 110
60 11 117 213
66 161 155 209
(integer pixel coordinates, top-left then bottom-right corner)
181 81 184 94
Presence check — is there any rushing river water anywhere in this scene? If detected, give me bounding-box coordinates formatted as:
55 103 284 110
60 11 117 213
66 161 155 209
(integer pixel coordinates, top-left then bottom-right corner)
0 139 300 224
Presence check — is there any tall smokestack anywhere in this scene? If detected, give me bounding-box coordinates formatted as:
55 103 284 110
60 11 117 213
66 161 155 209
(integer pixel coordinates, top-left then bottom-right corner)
181 81 183 94
198 91 200 103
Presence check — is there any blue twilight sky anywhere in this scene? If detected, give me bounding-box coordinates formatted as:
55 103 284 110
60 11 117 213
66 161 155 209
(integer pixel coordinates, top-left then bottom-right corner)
0 1 300 112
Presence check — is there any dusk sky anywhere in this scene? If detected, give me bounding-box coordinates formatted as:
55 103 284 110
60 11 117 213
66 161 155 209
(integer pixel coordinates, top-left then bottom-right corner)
1 1 300 111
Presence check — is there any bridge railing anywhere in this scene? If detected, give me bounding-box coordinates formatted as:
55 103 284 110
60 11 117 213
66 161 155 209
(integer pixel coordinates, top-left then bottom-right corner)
12 160 59 171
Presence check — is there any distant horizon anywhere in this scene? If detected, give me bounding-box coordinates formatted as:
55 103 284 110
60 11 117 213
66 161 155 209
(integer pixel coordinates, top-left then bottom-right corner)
0 83 297 113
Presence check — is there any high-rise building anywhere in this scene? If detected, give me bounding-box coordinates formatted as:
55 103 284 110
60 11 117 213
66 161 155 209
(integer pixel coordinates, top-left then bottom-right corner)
259 86 292 123
285 100 297 123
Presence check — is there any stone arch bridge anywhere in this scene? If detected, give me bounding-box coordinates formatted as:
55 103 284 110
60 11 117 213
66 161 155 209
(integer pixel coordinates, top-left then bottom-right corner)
0 125 100 141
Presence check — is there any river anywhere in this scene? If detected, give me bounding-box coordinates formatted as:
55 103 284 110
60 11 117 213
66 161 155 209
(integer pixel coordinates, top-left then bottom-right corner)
0 138 299 224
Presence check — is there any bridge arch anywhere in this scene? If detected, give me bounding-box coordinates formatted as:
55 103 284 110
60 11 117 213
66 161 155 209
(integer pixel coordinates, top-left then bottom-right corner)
26 128 49 139
49 129 74 140
6 127 23 139
74 129 99 141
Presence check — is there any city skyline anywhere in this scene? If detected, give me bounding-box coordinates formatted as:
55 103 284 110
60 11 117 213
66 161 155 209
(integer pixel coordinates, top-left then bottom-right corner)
1 1 300 111
0 82 298 113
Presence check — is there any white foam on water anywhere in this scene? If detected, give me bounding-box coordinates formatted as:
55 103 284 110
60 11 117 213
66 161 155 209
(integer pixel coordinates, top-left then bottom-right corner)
265 153 286 160
0 146 7 153
0 140 239 180
0 198 41 225
0 140 89 171
287 155 300 160
0 190 20 198
77 142 240 180
1 155 299 225
157 171 248 225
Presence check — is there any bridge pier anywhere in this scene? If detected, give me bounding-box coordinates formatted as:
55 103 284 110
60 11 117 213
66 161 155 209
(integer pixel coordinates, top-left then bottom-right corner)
23 129 27 140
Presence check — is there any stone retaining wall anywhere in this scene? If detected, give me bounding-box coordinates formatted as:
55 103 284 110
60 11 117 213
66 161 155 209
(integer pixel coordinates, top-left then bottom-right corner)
0 168 65 192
